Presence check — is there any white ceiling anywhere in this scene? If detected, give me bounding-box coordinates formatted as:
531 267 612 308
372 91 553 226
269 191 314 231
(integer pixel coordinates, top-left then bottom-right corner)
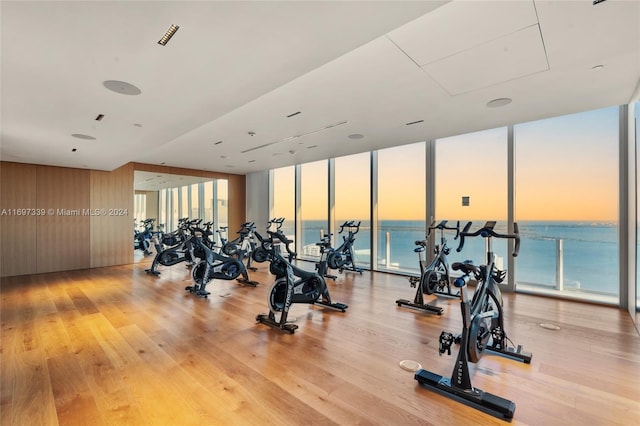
134 171 215 192
1 0 639 175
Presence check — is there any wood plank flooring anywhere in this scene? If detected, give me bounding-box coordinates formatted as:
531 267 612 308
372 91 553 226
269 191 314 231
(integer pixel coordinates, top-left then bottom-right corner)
1 260 639 425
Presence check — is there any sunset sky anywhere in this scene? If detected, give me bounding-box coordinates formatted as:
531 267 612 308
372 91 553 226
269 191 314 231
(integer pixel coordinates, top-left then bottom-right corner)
273 106 620 223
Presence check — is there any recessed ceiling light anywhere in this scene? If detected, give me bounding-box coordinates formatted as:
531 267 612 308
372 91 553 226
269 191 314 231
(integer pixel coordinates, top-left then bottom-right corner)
103 80 142 96
158 24 179 46
591 64 605 70
486 98 512 108
71 133 96 140
348 134 364 140
405 120 424 126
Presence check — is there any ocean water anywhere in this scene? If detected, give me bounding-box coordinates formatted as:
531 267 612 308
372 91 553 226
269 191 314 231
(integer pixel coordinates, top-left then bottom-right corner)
296 220 619 296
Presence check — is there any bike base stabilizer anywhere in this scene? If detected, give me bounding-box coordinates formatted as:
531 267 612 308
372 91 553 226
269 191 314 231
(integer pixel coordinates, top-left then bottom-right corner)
314 301 348 312
395 299 443 315
255 313 298 334
415 369 515 421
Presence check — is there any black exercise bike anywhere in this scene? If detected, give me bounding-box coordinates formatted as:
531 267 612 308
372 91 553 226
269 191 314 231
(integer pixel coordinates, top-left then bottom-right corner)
396 220 460 315
315 233 337 280
134 218 155 255
326 220 363 274
145 219 203 276
253 225 348 334
187 236 245 298
415 221 531 421
219 221 259 287
252 218 294 263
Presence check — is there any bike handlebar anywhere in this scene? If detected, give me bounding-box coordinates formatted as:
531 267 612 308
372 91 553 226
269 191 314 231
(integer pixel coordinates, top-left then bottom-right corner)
339 220 361 234
267 217 285 230
427 220 460 240
238 222 255 234
266 229 297 258
456 221 520 257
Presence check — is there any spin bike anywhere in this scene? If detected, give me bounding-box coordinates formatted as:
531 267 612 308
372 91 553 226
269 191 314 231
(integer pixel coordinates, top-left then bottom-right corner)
315 233 337 280
220 222 259 287
326 221 363 274
145 219 203 276
134 218 155 255
222 222 258 268
396 220 460 315
187 236 245 298
415 221 531 421
252 218 294 263
253 226 348 334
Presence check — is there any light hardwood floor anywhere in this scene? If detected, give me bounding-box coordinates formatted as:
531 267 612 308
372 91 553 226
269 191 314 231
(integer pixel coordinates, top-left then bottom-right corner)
1 259 639 425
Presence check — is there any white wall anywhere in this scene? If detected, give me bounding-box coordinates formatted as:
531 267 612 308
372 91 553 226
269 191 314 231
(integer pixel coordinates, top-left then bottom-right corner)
245 170 270 229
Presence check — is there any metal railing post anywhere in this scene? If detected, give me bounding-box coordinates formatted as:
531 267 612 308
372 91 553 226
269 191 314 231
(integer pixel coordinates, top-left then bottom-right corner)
556 238 564 291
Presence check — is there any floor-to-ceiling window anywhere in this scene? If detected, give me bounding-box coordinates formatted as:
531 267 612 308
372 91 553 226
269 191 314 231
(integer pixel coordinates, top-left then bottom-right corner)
190 183 199 220
155 178 228 235
377 142 426 273
435 128 509 269
171 188 179 230
265 104 632 307
159 190 166 229
180 186 188 220
215 179 228 230
134 193 146 224
203 181 214 223
270 166 295 240
299 160 328 259
515 106 619 302
334 152 371 268
635 102 640 312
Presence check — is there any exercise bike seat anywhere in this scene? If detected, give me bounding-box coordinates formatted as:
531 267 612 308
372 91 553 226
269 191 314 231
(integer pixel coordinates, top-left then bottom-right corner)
289 263 319 280
451 262 479 274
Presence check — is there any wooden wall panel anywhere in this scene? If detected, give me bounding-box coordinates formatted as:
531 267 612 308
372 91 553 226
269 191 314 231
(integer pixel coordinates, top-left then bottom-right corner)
1 161 246 276
90 163 134 268
35 166 91 273
0 162 37 277
227 174 246 234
